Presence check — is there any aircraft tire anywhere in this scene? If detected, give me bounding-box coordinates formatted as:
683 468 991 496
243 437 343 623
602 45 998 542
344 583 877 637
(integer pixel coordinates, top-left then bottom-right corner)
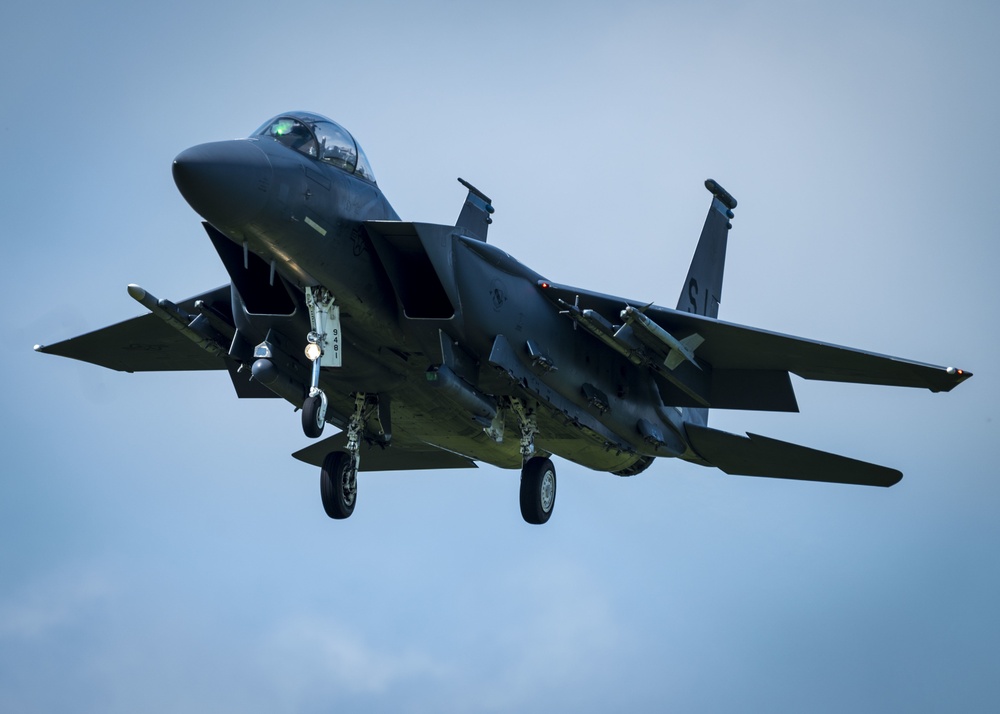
302 394 325 438
320 451 357 519
520 457 556 525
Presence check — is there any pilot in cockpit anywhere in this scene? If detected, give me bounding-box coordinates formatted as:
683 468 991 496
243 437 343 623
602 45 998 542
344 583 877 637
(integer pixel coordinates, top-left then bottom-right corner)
256 112 377 183
284 122 318 157
266 118 317 157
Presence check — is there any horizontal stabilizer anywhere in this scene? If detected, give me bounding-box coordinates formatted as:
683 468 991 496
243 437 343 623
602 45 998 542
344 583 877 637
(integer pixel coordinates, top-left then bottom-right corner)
292 433 477 472
686 423 902 487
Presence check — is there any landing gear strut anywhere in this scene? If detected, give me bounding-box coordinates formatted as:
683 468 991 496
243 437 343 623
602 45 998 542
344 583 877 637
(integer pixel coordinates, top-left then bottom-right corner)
301 286 341 439
511 399 556 524
318 393 372 520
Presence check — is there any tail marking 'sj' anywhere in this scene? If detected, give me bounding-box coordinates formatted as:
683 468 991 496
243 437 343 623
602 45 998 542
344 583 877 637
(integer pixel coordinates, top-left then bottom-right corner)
677 179 736 319
676 179 736 426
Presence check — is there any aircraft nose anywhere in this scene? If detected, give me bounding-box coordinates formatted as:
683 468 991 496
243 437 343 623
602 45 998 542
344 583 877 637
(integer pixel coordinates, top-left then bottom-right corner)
172 140 272 226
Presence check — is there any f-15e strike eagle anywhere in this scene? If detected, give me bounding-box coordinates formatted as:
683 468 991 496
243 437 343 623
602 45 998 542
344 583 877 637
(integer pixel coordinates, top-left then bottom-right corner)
36 111 972 524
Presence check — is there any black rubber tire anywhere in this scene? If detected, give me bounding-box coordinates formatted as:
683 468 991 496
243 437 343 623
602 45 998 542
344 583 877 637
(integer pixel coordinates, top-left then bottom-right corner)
320 451 357 519
302 394 325 439
520 456 556 525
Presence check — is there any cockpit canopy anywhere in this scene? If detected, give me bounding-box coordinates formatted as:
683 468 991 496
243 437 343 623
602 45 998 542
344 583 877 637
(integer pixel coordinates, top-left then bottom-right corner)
253 111 376 183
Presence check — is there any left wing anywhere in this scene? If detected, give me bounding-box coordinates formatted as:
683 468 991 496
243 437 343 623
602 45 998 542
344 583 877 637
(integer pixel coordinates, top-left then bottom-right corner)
538 281 971 396
643 303 971 393
35 285 232 372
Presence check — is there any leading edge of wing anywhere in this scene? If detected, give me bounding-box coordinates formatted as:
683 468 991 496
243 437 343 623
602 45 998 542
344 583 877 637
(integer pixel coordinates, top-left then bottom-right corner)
686 424 902 487
292 433 478 472
537 281 971 393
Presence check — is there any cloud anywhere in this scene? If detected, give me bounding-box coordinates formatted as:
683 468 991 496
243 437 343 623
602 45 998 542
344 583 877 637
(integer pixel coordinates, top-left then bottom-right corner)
264 616 451 697
251 558 627 713
0 566 115 640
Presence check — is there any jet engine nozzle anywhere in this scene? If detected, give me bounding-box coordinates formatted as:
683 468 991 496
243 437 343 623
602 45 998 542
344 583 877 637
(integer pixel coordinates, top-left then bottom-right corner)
173 140 272 226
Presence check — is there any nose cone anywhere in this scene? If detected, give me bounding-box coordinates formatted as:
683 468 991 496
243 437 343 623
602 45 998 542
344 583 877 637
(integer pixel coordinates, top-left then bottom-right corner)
173 140 272 226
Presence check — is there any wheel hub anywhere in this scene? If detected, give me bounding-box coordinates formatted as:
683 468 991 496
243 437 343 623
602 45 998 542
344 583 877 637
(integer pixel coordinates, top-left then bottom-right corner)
540 470 555 512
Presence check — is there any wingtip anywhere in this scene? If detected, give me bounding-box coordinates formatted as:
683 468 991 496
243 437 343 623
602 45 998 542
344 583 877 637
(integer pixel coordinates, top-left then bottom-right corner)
882 467 904 488
948 366 973 381
933 366 973 392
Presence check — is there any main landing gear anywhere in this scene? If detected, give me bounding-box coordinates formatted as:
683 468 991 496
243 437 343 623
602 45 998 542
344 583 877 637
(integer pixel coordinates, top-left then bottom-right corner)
511 399 556 525
318 393 373 520
320 451 357 519
520 456 556 525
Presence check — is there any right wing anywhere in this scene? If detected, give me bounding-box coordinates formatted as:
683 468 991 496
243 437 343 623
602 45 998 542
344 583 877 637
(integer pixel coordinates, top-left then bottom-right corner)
35 285 232 373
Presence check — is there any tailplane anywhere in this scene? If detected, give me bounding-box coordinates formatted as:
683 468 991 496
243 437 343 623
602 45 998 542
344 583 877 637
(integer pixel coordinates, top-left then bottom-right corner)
685 423 902 487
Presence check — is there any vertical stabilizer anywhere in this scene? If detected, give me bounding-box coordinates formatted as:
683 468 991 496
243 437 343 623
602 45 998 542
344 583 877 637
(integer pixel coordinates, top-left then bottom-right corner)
455 178 494 242
676 179 737 319
677 179 737 427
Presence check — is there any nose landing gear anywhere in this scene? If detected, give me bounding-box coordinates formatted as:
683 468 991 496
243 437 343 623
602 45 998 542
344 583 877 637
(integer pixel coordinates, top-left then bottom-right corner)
302 391 327 439
301 286 341 439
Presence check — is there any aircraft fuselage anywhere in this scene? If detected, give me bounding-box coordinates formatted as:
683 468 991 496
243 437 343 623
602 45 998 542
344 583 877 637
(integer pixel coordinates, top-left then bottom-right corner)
173 129 660 475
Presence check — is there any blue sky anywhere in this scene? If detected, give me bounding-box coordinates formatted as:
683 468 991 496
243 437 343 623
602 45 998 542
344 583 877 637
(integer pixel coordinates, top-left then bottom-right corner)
2 1 998 711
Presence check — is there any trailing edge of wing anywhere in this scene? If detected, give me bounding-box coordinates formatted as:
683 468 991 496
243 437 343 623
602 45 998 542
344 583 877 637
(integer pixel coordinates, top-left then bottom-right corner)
35 285 231 373
292 433 478 472
686 424 901 487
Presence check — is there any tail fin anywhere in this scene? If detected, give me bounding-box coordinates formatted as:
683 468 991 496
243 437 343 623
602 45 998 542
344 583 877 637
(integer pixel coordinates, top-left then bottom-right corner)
676 179 736 319
677 179 736 427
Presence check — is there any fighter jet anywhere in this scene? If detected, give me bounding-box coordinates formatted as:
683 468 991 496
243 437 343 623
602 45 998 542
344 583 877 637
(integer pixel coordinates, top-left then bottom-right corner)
36 111 972 524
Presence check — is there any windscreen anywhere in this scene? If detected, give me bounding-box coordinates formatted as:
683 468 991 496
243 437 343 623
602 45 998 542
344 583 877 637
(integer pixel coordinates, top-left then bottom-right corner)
254 112 376 183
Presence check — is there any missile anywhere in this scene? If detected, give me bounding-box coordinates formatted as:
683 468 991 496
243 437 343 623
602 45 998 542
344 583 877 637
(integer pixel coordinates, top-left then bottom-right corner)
620 305 703 371
127 283 228 358
557 300 644 365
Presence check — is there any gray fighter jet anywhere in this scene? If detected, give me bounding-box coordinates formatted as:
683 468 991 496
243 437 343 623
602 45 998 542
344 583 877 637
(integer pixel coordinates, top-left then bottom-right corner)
36 111 972 524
